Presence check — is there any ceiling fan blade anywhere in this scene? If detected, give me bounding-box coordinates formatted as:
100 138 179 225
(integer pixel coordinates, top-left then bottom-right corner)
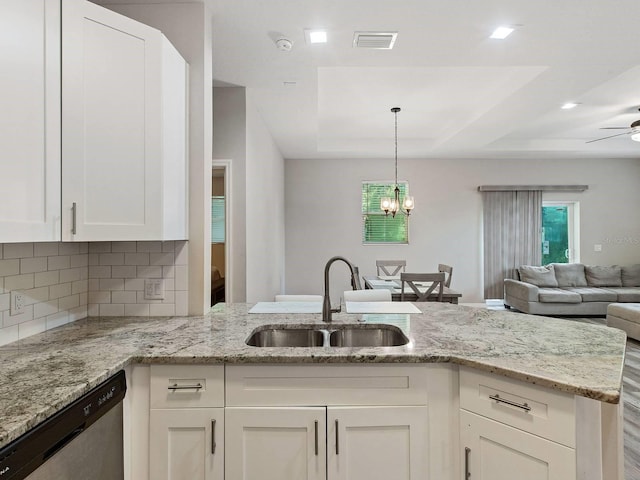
600 127 629 130
586 131 631 144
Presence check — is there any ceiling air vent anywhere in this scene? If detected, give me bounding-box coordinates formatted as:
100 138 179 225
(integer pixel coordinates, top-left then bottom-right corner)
353 31 398 49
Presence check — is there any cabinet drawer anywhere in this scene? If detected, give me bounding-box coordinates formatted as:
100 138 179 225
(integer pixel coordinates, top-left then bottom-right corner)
150 365 224 408
459 367 575 447
226 364 429 406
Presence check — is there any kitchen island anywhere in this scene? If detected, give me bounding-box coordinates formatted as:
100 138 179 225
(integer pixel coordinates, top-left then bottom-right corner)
0 302 627 479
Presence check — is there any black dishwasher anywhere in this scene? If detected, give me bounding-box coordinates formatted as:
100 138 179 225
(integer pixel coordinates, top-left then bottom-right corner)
0 370 126 480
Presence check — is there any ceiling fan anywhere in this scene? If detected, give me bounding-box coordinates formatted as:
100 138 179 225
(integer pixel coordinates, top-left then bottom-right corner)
587 117 640 144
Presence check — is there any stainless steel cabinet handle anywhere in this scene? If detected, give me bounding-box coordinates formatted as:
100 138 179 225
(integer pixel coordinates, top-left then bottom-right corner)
489 393 531 412
335 420 339 455
314 420 318 456
211 420 216 454
464 447 471 479
167 383 203 391
71 203 77 235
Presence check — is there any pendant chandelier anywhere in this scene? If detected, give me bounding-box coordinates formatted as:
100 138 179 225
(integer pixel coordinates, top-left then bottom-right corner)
380 107 414 217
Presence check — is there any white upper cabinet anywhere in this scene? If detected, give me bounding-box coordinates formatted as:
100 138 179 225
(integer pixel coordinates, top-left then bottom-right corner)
0 0 61 242
61 0 188 241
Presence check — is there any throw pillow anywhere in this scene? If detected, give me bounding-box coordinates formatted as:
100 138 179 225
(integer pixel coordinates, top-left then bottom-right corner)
622 264 640 287
518 265 558 287
585 265 622 287
550 263 587 287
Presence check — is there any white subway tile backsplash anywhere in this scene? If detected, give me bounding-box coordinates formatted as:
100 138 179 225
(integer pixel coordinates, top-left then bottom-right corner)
0 259 20 277
5 274 35 291
35 270 60 288
0 240 188 344
112 242 137 253
4 243 34 259
34 243 59 257
137 266 162 279
48 256 70 271
136 241 162 253
100 253 124 265
124 253 149 266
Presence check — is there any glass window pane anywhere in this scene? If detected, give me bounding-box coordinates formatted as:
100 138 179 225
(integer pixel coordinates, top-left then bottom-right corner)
211 196 225 243
362 182 409 244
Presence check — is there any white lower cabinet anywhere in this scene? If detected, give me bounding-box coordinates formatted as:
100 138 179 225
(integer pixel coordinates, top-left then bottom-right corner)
460 410 575 480
150 408 224 480
225 406 428 480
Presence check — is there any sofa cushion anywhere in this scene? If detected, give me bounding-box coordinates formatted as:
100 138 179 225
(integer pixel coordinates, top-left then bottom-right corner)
538 288 581 303
561 287 618 302
551 263 587 287
603 287 640 302
622 265 640 287
585 265 622 287
518 265 558 287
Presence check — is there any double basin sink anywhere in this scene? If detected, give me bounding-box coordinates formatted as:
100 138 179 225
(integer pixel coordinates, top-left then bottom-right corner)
246 324 409 348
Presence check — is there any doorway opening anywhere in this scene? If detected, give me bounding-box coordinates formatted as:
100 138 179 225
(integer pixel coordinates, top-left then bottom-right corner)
542 202 580 264
211 160 231 305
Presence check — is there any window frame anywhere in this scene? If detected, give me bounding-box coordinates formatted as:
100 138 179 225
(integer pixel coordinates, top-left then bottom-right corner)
361 181 410 245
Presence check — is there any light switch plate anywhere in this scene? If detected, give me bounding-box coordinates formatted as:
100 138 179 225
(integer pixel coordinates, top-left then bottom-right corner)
144 279 165 300
594 244 602 252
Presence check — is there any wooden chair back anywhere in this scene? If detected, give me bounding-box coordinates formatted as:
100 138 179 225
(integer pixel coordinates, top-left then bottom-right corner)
376 260 407 276
400 273 446 302
438 264 453 288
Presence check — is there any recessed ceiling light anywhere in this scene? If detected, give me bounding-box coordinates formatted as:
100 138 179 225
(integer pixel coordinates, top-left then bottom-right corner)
561 102 579 110
304 29 327 44
490 26 515 39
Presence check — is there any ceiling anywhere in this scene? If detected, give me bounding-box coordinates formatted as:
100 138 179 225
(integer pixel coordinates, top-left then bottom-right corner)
209 0 640 160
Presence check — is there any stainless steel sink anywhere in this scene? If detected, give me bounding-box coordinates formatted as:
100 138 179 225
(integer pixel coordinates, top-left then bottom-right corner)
329 325 409 347
245 326 325 347
246 324 409 348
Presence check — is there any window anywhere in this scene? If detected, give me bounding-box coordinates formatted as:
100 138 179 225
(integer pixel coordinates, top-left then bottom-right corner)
542 202 579 263
211 196 225 243
362 182 409 244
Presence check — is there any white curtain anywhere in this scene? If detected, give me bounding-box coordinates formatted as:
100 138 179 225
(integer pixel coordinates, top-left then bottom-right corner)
482 190 542 299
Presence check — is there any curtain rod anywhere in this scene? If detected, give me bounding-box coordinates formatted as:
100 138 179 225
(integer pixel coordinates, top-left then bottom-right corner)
477 185 588 192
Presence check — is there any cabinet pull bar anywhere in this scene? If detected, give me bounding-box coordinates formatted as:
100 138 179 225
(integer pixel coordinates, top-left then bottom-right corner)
167 383 203 391
314 420 318 456
464 447 471 479
211 420 216 454
335 420 339 455
71 203 77 235
489 394 531 412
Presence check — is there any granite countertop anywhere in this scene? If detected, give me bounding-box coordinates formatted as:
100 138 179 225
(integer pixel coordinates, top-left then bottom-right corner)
0 302 627 448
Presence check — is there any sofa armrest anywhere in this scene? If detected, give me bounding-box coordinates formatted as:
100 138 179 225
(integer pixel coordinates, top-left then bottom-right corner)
504 279 539 302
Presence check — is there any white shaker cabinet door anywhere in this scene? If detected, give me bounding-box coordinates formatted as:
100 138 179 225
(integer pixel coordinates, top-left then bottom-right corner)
327 406 429 480
225 407 327 480
62 0 164 241
460 410 576 480
149 408 224 480
0 0 61 242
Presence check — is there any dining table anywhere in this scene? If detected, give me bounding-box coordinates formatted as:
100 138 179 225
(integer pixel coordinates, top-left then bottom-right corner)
363 275 462 304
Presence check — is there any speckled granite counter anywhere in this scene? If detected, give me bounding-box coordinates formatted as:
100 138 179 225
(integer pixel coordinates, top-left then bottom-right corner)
0 302 627 448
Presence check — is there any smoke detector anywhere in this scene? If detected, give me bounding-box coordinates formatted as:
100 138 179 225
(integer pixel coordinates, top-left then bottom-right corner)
275 37 293 52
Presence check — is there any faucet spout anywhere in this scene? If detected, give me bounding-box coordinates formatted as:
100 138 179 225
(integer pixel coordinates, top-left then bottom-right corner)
322 256 360 322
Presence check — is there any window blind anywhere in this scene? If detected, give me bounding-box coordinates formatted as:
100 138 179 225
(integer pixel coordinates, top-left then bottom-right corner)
211 196 225 243
361 182 408 244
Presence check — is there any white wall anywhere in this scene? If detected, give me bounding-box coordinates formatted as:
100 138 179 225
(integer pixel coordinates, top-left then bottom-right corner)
285 157 640 303
245 91 285 302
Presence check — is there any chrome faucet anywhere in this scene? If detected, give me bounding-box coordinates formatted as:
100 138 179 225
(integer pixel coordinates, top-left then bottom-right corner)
322 256 361 322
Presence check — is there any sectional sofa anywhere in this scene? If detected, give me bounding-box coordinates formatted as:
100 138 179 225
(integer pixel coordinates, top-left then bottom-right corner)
503 263 640 315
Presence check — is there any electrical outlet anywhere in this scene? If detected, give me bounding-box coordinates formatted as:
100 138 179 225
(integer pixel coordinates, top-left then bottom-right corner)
10 291 25 316
144 279 165 300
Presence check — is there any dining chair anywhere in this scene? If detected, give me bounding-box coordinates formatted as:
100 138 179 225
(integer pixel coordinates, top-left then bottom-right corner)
376 260 407 277
438 264 453 288
343 289 392 302
275 295 323 302
400 273 446 302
